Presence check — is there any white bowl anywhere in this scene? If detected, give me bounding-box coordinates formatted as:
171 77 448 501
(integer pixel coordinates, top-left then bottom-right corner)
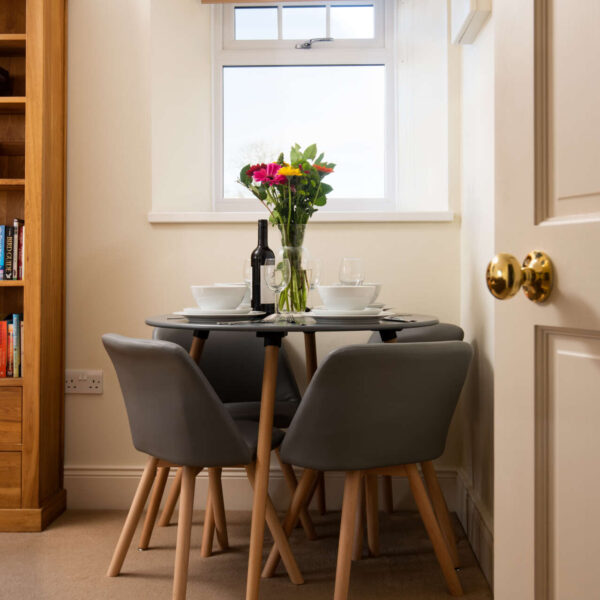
363 282 382 304
317 285 376 311
191 285 246 310
215 282 251 305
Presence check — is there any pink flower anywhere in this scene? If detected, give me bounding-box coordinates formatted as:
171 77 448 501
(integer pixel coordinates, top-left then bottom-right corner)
253 162 287 186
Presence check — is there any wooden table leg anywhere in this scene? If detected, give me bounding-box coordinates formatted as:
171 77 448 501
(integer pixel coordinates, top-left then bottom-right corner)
246 335 281 600
158 330 209 527
304 332 327 515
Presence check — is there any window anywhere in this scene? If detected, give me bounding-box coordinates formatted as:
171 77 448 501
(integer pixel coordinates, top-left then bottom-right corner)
213 1 398 214
148 0 454 223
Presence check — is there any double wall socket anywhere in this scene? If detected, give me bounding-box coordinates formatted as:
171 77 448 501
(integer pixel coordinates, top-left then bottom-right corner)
65 369 103 394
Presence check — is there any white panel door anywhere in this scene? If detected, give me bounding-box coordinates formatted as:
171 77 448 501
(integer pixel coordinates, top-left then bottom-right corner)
494 1 600 599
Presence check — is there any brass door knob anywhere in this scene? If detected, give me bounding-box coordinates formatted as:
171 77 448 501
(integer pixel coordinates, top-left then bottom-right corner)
486 251 553 303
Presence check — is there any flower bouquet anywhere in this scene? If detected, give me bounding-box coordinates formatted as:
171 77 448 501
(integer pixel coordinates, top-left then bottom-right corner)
239 143 335 312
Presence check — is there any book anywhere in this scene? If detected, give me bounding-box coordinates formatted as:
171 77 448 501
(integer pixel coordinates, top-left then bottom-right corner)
17 224 24 280
12 314 20 378
0 320 6 377
4 226 14 281
13 219 23 280
0 225 5 280
19 320 23 377
6 321 13 377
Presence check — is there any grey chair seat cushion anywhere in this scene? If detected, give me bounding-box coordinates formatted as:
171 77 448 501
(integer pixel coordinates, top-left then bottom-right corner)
226 400 300 428
235 420 285 457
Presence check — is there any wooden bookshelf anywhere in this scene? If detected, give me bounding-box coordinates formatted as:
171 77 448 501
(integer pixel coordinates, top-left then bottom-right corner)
0 0 66 532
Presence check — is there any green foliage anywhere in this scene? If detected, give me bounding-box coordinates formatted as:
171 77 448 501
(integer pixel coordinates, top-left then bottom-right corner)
236 143 335 231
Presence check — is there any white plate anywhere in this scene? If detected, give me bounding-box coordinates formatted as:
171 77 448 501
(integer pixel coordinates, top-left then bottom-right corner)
173 308 265 321
310 307 387 318
181 306 250 315
368 302 386 309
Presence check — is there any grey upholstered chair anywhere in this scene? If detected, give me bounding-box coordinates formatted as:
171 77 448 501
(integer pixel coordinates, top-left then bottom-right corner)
150 328 317 549
102 334 303 600
369 322 465 517
153 328 301 426
268 341 473 599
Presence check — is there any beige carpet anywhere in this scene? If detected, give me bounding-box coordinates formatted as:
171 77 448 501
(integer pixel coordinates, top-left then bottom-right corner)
1 510 492 599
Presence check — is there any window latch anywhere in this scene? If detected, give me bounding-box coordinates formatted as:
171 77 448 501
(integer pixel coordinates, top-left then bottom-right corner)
295 37 334 50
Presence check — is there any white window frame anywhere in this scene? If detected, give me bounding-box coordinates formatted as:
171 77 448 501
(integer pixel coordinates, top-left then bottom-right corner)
212 0 399 214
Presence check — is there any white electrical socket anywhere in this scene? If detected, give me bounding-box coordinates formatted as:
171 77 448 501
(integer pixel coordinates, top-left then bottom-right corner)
65 369 104 394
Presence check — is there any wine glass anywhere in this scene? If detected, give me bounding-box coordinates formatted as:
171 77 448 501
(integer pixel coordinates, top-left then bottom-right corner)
305 258 322 309
339 257 365 286
242 258 252 306
263 257 291 322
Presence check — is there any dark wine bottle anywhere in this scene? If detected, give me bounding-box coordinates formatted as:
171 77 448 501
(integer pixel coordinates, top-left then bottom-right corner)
251 220 275 314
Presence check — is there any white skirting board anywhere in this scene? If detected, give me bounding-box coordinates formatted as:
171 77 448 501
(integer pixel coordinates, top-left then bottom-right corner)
64 464 493 585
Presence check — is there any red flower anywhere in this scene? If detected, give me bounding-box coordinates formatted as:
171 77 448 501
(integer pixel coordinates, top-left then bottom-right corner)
314 165 334 173
253 162 287 186
246 163 267 177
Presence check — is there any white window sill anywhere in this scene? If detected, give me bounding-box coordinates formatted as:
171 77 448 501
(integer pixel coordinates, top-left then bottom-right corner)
147 211 455 224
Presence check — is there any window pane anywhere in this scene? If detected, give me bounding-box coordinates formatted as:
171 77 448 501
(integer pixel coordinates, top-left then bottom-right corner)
282 6 326 40
330 5 375 39
223 65 385 200
235 7 278 40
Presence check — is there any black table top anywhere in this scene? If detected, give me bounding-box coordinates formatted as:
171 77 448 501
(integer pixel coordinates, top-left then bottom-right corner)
146 314 439 334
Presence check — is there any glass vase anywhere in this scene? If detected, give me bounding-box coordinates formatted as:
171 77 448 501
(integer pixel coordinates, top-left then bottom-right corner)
277 224 309 313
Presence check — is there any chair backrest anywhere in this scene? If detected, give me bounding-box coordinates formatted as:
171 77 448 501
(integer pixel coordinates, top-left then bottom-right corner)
153 328 300 405
280 341 473 471
102 334 252 467
368 322 464 344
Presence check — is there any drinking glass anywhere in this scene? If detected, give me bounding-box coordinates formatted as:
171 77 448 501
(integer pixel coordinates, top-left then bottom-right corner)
339 257 365 286
241 258 252 306
263 257 291 321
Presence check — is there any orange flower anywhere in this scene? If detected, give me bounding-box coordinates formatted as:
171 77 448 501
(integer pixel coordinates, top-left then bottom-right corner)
315 165 333 173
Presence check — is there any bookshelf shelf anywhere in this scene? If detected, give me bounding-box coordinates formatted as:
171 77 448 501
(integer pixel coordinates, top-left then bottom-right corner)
0 178 24 190
0 97 26 113
0 34 26 55
0 280 23 287
0 0 66 532
0 377 22 385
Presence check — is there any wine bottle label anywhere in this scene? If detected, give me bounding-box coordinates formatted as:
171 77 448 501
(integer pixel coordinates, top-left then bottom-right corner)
260 265 276 303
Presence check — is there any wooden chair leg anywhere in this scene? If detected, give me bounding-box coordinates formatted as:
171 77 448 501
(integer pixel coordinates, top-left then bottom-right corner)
382 475 394 514
334 471 362 600
421 460 459 567
262 468 319 578
138 466 170 550
172 466 200 600
208 467 229 551
107 456 158 576
352 475 365 561
158 467 182 527
200 487 216 558
406 464 463 597
275 450 318 541
364 473 380 557
245 464 303 585
316 471 327 515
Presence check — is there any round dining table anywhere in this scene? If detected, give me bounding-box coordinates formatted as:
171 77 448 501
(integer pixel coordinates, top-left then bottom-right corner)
146 313 439 600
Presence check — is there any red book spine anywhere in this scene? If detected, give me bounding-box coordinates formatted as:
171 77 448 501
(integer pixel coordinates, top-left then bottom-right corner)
0 321 6 378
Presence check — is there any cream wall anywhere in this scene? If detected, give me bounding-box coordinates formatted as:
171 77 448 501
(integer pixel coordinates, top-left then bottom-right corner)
64 1 462 507
457 15 495 584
